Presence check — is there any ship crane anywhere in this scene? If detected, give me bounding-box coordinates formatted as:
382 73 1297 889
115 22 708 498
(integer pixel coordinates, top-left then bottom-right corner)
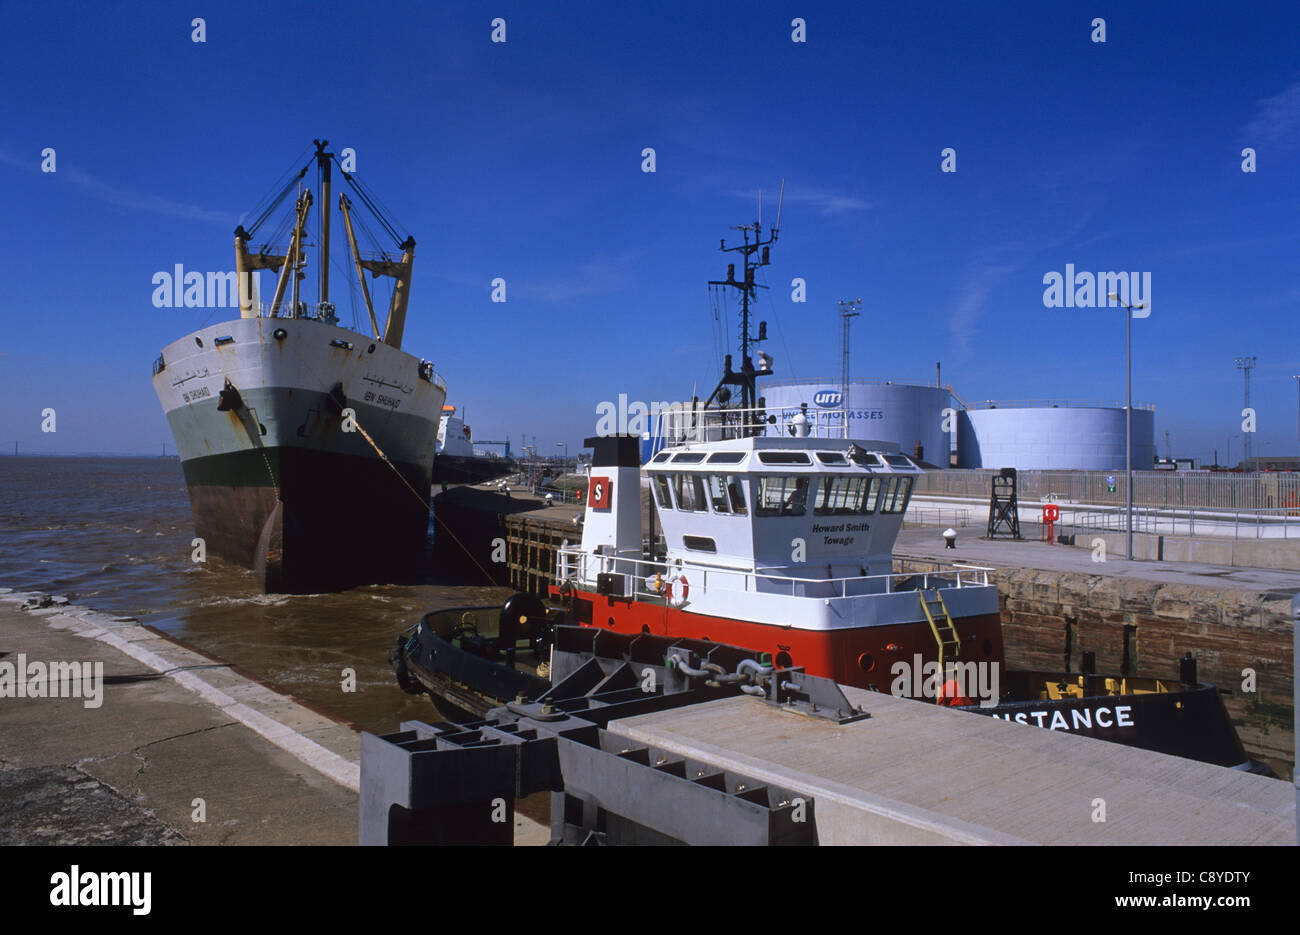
233 140 417 350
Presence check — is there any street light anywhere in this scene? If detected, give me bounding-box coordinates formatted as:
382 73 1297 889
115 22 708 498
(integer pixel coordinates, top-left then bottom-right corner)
555 441 568 471
1228 433 1239 469
1293 375 1299 458
1108 292 1145 561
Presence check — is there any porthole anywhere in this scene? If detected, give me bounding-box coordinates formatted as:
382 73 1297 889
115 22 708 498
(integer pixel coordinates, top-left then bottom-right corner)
273 328 287 341
194 336 204 348
367 343 376 354
858 652 876 673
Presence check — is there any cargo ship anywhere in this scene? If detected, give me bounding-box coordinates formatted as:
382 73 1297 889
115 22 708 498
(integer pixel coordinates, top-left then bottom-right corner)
431 405 516 485
390 216 1263 773
152 141 446 592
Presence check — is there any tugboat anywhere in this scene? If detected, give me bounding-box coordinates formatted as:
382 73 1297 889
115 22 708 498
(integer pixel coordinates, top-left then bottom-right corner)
391 218 1262 773
151 141 446 592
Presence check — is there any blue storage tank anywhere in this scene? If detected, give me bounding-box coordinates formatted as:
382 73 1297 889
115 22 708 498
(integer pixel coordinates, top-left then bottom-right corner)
760 379 953 467
956 402 1156 470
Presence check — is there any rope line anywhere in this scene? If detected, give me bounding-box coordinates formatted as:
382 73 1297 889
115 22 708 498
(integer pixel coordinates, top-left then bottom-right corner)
348 415 500 586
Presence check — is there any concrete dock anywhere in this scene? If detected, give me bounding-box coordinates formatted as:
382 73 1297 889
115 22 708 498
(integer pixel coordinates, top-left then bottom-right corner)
608 685 1296 845
0 591 550 845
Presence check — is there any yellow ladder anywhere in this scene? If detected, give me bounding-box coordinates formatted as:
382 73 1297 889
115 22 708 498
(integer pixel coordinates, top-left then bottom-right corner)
919 589 961 669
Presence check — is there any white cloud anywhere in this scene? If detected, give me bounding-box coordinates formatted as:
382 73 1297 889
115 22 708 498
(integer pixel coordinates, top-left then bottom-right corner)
0 147 238 225
1243 77 1300 150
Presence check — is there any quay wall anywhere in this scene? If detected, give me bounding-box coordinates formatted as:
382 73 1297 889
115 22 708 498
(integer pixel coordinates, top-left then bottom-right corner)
897 555 1295 778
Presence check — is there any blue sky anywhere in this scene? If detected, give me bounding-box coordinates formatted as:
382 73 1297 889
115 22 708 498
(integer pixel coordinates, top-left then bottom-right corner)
1 0 1297 465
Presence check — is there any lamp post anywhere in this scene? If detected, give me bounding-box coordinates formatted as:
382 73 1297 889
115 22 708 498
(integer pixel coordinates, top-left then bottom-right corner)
1293 375 1299 458
556 441 568 472
1228 434 1239 470
1108 292 1145 560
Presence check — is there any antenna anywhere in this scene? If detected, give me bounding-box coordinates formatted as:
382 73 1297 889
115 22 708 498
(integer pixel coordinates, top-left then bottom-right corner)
703 192 783 435
775 179 785 233
839 298 863 440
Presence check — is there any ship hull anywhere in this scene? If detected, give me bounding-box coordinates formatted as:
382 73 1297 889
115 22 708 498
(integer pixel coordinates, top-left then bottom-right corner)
431 454 516 485
554 585 1005 691
153 316 445 592
182 447 432 592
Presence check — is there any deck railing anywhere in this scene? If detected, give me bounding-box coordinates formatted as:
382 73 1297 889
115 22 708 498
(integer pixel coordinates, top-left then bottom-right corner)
556 545 992 602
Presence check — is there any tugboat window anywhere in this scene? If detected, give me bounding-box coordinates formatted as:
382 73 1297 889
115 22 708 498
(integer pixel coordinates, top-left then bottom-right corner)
757 451 811 465
862 476 882 512
726 475 748 514
879 476 913 513
814 476 874 515
674 474 707 512
705 475 731 514
652 474 673 509
707 452 745 464
756 476 808 516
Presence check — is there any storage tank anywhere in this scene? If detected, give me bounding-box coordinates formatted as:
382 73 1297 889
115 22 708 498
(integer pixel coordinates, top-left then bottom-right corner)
761 379 952 467
956 400 1155 470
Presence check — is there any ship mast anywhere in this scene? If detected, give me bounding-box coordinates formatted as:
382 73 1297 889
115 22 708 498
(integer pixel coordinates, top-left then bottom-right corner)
316 140 333 315
231 141 416 344
704 182 782 436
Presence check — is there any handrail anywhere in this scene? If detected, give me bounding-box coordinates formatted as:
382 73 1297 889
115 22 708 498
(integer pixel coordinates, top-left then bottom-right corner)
556 544 994 600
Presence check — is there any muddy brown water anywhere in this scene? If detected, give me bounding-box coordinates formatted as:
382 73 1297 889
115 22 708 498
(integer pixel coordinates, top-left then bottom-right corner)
0 456 511 733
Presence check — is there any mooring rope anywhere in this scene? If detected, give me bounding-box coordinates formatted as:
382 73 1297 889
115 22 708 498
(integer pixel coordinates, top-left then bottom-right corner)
349 414 500 586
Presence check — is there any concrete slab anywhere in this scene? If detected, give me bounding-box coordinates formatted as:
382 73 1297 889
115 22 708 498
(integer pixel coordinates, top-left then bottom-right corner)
607 687 1295 845
0 598 553 845
0 605 358 845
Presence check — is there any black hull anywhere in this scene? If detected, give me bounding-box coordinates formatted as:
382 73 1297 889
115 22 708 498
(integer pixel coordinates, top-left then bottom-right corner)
965 681 1257 771
182 447 432 593
431 454 516 485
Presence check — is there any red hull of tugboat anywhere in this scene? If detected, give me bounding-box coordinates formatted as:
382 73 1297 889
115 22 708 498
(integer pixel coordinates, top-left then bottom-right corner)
556 586 1004 692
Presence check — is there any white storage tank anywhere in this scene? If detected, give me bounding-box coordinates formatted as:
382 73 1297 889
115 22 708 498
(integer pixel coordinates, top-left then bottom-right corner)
956 401 1155 470
761 379 952 467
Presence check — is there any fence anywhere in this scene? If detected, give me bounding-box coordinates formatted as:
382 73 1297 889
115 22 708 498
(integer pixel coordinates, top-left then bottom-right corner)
914 468 1300 512
903 507 971 528
1060 505 1300 540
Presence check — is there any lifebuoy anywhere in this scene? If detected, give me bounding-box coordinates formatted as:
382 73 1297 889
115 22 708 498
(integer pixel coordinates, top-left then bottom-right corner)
668 574 689 608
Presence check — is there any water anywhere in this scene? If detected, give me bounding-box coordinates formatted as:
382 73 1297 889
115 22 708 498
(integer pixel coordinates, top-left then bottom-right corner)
0 456 511 733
